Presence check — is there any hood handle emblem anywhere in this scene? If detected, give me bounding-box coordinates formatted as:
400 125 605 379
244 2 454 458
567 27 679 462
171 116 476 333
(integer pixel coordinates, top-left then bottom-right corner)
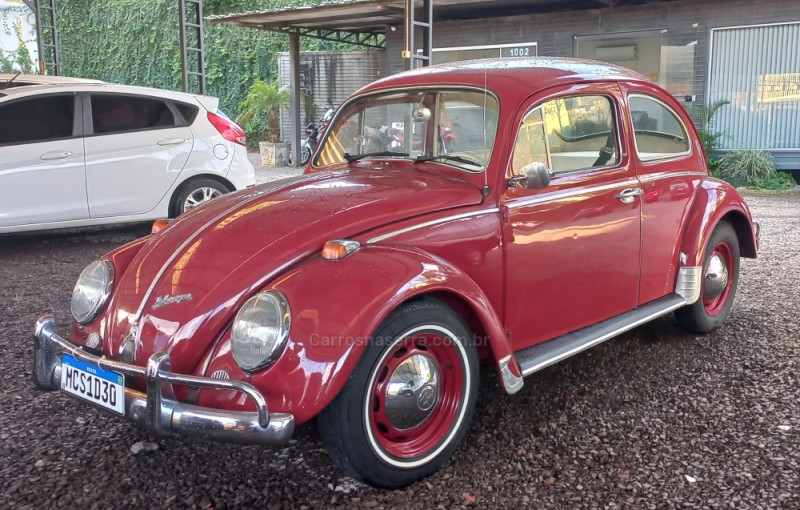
152 293 193 310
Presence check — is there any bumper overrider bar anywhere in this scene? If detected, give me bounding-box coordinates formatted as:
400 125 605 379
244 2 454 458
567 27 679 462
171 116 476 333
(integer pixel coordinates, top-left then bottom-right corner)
32 315 294 446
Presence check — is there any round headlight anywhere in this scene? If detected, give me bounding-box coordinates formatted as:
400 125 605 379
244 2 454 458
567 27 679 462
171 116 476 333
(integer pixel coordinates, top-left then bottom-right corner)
231 291 291 372
70 260 114 324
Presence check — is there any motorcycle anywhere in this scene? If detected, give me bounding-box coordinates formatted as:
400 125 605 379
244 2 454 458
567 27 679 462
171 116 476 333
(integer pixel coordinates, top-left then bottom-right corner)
299 108 334 166
389 121 458 153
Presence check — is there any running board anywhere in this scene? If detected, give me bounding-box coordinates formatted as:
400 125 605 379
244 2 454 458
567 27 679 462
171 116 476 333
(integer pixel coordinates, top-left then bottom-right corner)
515 293 687 377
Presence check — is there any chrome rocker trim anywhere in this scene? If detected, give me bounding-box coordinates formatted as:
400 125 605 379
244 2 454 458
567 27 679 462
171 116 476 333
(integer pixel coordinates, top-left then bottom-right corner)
32 315 294 446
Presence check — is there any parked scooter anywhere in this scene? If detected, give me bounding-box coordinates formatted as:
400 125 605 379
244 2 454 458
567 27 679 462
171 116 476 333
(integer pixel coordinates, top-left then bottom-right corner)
299 108 334 165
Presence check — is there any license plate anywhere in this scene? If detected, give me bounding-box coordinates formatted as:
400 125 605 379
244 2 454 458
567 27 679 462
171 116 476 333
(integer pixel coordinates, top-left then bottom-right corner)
61 354 125 415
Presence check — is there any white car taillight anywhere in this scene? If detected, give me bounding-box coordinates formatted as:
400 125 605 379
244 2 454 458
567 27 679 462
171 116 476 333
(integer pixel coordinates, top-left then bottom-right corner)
207 110 247 146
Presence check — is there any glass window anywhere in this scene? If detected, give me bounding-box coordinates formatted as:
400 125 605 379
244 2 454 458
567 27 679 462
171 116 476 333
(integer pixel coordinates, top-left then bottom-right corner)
629 95 689 161
175 101 199 125
315 89 499 172
91 94 176 135
709 23 800 150
511 95 618 176
0 94 75 145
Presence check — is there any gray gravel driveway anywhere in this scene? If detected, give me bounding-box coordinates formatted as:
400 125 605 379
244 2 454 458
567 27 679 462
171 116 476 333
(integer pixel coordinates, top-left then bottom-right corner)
0 189 798 509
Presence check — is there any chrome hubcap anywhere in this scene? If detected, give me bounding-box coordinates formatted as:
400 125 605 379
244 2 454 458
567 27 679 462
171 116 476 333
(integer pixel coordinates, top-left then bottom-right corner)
383 354 441 430
183 187 222 211
704 253 729 300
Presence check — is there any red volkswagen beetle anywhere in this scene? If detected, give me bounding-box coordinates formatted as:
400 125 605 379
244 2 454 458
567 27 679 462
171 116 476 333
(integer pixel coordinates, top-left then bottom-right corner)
33 58 759 488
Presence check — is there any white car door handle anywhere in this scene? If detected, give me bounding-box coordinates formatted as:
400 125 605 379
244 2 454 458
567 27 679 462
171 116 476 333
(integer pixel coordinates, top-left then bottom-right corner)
615 187 644 204
157 138 186 146
40 151 73 161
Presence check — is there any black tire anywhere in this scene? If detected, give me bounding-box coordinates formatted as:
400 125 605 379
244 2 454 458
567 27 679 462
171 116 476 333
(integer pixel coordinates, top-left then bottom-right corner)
676 221 740 333
299 146 312 166
171 178 230 217
318 298 479 489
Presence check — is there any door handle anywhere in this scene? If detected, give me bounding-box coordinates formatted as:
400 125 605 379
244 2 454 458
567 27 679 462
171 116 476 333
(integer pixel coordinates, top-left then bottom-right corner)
157 138 185 146
615 187 644 204
40 151 73 161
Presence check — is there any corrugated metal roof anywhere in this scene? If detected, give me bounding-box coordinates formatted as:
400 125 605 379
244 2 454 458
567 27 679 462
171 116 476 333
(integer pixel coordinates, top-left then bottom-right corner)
209 0 681 34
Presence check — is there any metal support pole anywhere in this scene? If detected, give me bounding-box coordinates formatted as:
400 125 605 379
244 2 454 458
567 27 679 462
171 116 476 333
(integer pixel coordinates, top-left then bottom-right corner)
403 0 433 70
288 31 302 166
403 0 412 71
422 0 432 66
34 0 44 74
178 0 188 92
179 0 206 94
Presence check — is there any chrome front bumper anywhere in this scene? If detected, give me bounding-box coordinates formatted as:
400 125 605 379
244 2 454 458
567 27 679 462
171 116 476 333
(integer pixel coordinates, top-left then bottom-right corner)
32 315 294 446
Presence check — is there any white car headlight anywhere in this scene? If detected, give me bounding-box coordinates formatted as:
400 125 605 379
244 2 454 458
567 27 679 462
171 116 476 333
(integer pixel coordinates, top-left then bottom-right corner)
231 291 291 372
70 260 114 324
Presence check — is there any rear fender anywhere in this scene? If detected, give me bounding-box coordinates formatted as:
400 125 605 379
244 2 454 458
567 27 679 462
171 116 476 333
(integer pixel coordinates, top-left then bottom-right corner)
680 178 758 268
199 244 518 424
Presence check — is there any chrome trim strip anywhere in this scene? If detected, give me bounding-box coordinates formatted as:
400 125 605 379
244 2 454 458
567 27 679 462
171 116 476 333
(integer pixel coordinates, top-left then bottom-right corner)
505 179 639 209
638 171 706 183
675 266 703 304
366 208 500 244
135 176 317 319
520 297 687 377
32 316 294 445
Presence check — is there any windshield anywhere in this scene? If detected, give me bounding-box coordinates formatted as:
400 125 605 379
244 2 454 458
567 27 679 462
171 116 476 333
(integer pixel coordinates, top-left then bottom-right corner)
314 88 499 172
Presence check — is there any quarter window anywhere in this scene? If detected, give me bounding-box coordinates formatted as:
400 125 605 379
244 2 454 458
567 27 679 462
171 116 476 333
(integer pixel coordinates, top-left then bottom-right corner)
629 95 690 161
512 95 619 176
91 94 177 135
175 101 199 124
0 94 75 145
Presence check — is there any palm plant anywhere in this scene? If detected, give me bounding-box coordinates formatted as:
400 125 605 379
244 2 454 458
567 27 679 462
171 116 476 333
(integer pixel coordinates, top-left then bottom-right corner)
237 79 290 143
691 99 730 174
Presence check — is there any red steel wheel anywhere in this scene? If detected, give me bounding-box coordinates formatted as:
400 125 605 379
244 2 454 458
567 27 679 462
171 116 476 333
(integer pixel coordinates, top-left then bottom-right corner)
365 329 467 464
676 221 740 334
702 241 734 316
318 298 479 488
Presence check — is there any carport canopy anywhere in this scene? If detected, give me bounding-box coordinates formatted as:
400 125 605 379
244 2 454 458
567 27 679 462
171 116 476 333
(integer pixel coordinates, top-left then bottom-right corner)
209 0 679 165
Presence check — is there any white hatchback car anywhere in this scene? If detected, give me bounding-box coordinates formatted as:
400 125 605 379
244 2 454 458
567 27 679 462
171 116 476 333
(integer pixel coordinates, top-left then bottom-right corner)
0 74 255 233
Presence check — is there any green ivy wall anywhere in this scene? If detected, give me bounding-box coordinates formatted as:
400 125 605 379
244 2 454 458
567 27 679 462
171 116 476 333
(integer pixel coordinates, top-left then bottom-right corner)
57 0 345 117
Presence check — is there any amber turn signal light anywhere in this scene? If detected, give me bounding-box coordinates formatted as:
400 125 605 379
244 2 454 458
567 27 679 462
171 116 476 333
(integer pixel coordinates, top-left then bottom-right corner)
321 239 360 261
151 219 171 234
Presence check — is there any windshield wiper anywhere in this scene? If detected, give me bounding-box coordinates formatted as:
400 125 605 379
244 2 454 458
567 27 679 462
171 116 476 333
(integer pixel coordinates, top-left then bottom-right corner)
415 154 484 167
0 71 21 90
343 151 409 162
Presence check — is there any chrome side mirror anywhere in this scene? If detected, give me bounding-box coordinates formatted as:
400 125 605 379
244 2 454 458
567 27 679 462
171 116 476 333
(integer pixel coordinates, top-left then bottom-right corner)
509 161 551 190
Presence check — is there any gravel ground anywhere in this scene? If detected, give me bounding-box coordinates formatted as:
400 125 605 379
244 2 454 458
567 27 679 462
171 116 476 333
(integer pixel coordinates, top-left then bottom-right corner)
1 189 798 509
247 151 305 184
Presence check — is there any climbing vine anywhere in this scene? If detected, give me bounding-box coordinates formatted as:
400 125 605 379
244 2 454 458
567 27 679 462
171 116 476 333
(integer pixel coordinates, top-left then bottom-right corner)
55 0 363 117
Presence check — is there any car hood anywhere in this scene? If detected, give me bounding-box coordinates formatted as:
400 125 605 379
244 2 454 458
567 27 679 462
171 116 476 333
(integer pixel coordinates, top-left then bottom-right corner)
104 169 484 373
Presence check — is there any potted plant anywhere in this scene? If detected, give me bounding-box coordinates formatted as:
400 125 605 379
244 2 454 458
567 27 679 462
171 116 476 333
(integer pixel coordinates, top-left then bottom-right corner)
237 79 291 166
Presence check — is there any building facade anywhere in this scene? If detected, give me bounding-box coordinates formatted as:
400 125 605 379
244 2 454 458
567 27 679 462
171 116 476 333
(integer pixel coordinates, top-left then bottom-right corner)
379 0 800 169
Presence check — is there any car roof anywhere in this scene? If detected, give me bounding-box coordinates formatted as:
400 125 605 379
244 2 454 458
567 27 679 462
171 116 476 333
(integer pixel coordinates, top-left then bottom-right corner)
0 76 215 105
0 73 105 86
358 57 651 97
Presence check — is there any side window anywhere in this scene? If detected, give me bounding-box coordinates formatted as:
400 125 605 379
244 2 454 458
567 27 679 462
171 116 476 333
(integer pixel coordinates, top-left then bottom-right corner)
91 94 176 135
512 107 548 173
512 95 619 176
175 101 199 125
0 94 75 145
629 95 690 161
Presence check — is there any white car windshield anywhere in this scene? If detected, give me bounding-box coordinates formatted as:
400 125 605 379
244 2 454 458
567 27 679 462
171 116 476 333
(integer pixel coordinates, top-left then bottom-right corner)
314 89 499 172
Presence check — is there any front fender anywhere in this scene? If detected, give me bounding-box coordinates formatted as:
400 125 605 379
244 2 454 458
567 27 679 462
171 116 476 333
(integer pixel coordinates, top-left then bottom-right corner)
198 244 516 424
680 178 758 268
